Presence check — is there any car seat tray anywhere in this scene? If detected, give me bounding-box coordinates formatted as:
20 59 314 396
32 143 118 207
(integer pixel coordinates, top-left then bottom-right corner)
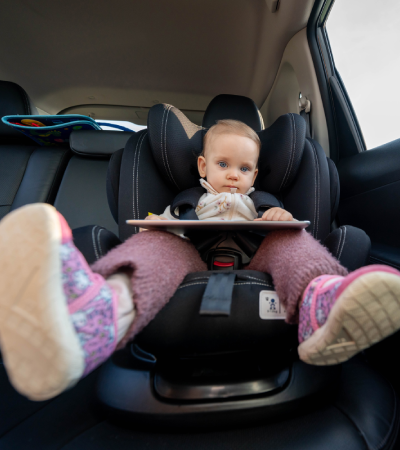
127 219 310 233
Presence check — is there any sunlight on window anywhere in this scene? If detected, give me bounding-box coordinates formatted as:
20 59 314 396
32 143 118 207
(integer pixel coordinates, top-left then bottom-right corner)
327 0 400 149
96 120 146 132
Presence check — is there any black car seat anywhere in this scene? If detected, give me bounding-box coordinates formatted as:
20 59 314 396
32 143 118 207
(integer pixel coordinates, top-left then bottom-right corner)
94 96 376 423
0 81 71 218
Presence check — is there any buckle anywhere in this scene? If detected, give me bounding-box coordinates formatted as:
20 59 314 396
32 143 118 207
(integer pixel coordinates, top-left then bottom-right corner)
204 247 243 270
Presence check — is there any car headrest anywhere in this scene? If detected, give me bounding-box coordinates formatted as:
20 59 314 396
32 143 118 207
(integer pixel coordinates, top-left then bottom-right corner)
0 81 38 138
70 130 135 157
202 94 264 131
148 103 306 195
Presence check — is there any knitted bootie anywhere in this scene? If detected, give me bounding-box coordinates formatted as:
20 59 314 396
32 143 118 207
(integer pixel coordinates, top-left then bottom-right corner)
0 204 118 401
92 229 207 349
247 230 348 323
298 265 400 365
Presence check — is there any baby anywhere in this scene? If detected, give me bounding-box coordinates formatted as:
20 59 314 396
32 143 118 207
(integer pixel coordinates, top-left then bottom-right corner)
145 119 293 224
1 120 400 403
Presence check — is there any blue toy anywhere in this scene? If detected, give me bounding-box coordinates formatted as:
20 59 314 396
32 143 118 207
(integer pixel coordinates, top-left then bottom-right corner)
1 114 131 146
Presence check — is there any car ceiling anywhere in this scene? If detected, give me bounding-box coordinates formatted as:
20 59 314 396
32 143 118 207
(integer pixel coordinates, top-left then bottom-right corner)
0 0 314 123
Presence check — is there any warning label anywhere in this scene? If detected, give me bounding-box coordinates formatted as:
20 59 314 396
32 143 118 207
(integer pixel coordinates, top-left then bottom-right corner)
259 290 286 319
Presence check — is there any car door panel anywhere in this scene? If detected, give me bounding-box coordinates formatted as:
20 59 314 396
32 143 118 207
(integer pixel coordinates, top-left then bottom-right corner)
337 139 400 268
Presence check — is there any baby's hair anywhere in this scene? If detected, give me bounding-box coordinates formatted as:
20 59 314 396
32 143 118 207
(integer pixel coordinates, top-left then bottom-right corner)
201 119 261 158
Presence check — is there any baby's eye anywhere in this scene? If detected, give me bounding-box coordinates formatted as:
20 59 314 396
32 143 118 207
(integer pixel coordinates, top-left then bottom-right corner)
218 161 227 168
241 166 249 172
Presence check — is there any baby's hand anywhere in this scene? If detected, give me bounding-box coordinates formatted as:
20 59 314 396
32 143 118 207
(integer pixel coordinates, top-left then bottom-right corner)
254 207 293 222
139 214 168 232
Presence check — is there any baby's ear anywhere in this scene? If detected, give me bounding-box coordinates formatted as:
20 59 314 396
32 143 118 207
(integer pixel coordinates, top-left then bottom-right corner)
252 168 259 185
197 156 207 178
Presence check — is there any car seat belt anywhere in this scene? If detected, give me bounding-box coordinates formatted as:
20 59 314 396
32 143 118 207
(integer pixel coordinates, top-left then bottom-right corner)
299 96 312 139
169 186 205 220
199 272 236 316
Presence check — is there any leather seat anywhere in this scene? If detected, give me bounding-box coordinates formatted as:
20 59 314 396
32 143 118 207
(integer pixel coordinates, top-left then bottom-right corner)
0 81 71 218
54 129 134 246
91 96 395 444
104 98 370 362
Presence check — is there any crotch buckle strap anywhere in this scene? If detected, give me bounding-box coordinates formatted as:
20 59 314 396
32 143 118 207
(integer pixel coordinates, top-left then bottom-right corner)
199 272 237 316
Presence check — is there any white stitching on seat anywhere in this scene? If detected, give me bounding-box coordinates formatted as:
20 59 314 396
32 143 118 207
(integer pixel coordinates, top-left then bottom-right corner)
335 227 343 257
279 115 294 191
164 105 179 189
177 281 271 290
286 113 297 188
184 276 211 282
136 132 147 227
283 114 297 190
160 107 167 182
337 226 347 260
183 275 272 286
132 132 146 233
132 137 139 220
96 228 104 257
242 275 272 285
309 140 320 238
92 226 100 260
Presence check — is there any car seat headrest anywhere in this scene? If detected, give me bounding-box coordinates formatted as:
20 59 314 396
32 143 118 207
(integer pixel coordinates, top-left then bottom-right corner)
0 81 38 138
148 103 306 195
256 113 306 194
202 94 264 132
70 130 135 157
148 104 204 192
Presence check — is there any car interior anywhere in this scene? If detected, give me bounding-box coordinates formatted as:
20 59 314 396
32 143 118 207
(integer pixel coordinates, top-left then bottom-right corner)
1 0 400 449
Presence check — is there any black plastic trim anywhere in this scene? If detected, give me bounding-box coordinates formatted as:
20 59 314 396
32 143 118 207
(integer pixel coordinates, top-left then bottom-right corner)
307 0 339 162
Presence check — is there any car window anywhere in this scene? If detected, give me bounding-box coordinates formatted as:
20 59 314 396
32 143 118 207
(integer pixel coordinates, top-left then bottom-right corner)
327 0 400 149
96 120 146 132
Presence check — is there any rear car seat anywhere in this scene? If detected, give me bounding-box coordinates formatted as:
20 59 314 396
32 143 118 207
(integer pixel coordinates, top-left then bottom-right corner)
54 129 134 234
55 129 134 262
0 81 71 218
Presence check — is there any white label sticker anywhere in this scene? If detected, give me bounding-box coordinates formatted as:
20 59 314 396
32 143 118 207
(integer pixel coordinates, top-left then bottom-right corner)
259 290 286 319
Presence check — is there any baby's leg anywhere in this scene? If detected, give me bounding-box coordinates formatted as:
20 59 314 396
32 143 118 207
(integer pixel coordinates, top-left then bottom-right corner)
247 230 347 323
0 204 205 401
91 229 207 349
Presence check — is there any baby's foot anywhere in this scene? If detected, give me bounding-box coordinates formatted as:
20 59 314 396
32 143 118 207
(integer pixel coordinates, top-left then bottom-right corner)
298 265 400 365
0 204 118 400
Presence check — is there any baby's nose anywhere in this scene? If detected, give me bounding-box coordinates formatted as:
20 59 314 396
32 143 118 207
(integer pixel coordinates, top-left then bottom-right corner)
228 171 239 179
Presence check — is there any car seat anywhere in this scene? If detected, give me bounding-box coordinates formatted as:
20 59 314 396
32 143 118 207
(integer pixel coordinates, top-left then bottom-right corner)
93 95 376 426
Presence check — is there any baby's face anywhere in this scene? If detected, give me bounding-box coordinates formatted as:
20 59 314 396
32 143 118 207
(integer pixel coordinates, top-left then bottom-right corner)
197 133 259 194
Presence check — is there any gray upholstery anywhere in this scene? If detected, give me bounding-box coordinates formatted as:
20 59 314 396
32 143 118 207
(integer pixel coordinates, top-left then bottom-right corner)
0 81 71 218
54 156 119 235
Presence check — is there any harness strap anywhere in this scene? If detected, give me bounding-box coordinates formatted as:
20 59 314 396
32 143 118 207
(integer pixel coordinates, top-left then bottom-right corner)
169 186 206 220
199 272 236 316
